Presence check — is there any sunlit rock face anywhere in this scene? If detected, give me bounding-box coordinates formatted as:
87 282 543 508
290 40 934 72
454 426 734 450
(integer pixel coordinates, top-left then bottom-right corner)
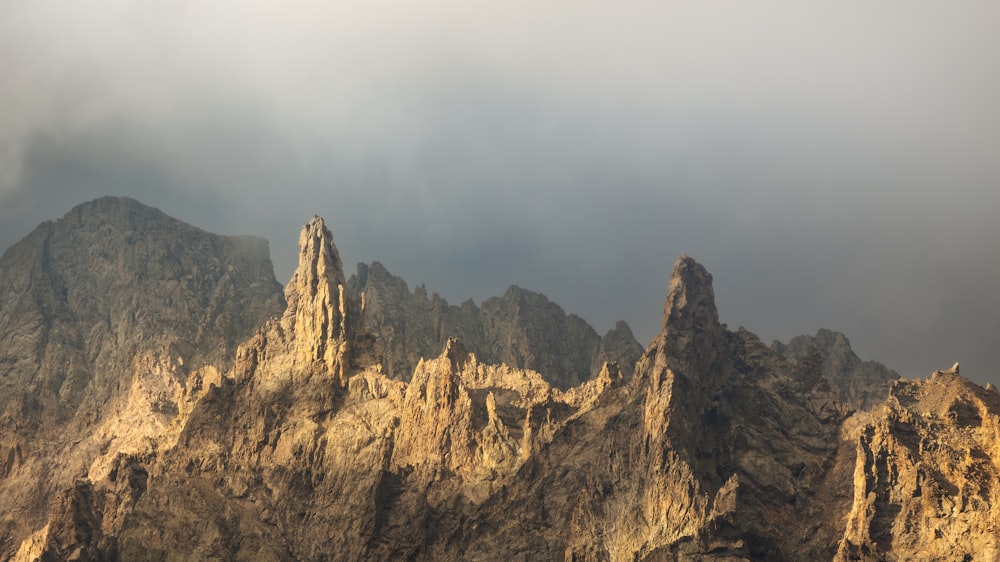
836 370 1000 561
2 198 998 561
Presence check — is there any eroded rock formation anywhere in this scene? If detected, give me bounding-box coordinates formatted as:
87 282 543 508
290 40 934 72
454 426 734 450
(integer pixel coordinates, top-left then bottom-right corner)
836 370 1000 561
1 199 997 561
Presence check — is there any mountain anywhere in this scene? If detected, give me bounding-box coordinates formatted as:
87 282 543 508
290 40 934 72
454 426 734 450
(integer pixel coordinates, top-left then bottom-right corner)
347 261 644 389
773 329 898 410
0 197 286 559
2 198 998 561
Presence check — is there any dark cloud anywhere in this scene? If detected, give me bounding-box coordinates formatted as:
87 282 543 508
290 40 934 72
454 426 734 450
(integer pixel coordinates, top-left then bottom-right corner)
2 1 999 383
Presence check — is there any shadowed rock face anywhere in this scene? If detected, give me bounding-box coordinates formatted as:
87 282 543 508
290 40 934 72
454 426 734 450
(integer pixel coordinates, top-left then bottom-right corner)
774 329 899 410
2 200 998 561
348 261 643 390
0 197 284 427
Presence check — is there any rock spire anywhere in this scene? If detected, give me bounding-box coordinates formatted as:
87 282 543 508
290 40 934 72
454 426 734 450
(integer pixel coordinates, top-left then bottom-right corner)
662 254 720 334
282 215 352 384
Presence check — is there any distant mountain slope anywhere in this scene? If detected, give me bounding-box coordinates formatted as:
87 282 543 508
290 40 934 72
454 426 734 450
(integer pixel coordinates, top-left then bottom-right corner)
774 328 899 410
0 197 285 558
348 261 643 389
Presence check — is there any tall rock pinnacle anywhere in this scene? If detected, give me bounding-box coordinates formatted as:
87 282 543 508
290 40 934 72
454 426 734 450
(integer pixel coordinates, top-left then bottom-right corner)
642 255 732 452
282 216 351 384
650 255 727 382
662 254 720 335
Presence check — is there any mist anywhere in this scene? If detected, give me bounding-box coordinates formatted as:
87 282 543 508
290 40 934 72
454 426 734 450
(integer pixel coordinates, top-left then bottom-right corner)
2 1 999 382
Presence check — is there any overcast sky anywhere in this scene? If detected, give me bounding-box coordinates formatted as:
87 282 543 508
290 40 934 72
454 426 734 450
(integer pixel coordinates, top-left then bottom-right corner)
2 1 999 384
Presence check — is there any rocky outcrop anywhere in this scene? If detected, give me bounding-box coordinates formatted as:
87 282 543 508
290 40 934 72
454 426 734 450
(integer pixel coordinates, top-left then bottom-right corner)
774 329 899 410
347 261 488 385
593 320 644 382
348 261 642 389
480 285 605 390
114 215 386 560
232 215 368 394
836 370 1000 561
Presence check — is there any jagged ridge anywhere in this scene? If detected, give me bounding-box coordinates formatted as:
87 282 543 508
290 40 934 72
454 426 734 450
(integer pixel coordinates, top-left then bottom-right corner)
1 200 997 561
348 261 643 390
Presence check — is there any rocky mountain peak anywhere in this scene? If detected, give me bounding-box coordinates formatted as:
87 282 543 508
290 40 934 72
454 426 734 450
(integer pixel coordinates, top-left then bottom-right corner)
281 215 352 382
593 320 644 381
290 215 346 297
645 255 728 388
62 195 167 231
662 254 719 335
0 197 285 558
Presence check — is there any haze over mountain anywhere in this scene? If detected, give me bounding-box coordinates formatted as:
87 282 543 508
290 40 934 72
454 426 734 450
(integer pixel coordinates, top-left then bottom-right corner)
2 197 998 561
2 2 1000 385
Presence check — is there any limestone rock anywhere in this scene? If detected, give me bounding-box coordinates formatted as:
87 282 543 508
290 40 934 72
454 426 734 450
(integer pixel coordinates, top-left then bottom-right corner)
594 320 645 381
479 285 599 390
284 216 352 384
346 261 488 385
775 329 899 410
106 221 577 560
12 480 113 562
348 261 642 390
233 215 367 396
836 370 1000 561
444 256 849 561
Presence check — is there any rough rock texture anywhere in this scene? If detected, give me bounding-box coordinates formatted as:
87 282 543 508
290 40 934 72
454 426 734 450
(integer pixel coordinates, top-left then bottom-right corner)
836 369 1000 561
445 256 851 561
0 197 285 560
346 261 488 384
3 202 999 561
348 261 643 389
112 219 579 561
774 329 899 410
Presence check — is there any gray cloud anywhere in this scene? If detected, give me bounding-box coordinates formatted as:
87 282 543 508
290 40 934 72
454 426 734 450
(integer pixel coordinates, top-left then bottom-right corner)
2 1 999 383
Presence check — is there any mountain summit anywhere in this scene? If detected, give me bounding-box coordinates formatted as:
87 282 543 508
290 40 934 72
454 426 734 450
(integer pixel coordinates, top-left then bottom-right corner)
1 199 997 561
662 254 719 333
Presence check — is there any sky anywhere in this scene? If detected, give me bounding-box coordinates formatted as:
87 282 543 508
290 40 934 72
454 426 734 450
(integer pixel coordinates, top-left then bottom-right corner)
2 1 999 384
